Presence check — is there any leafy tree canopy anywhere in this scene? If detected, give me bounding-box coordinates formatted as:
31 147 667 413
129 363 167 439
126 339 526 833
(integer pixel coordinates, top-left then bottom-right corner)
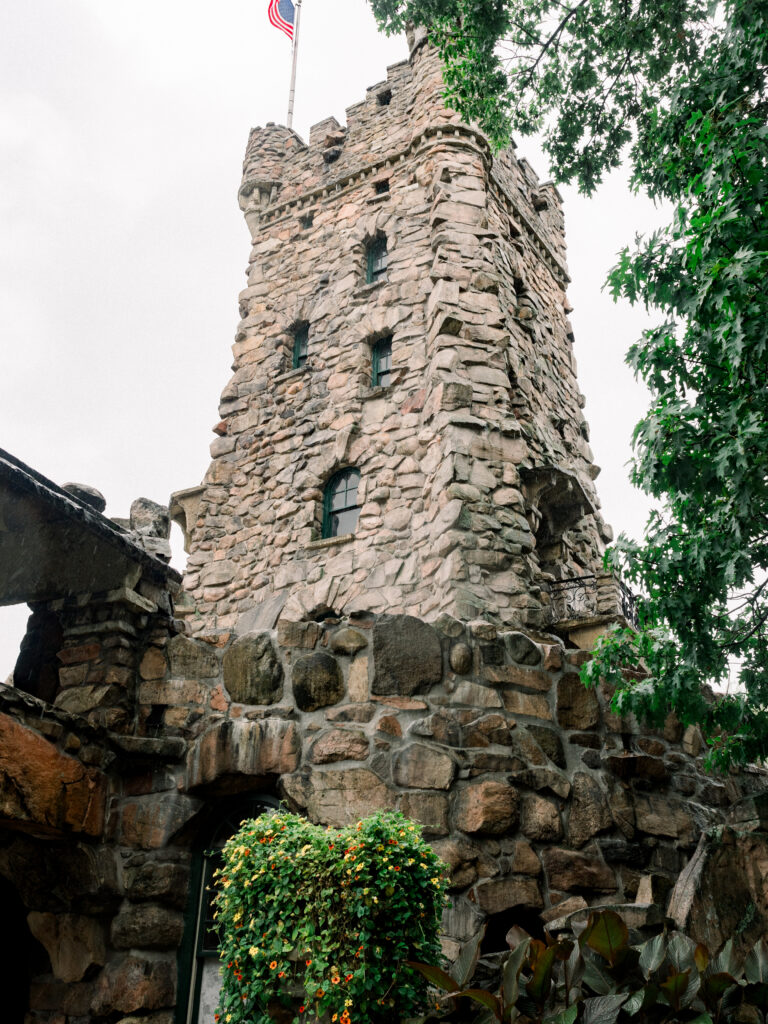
369 0 768 768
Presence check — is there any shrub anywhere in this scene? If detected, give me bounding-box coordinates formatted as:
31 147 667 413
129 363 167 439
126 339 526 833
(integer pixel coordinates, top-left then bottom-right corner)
409 908 768 1024
214 810 448 1024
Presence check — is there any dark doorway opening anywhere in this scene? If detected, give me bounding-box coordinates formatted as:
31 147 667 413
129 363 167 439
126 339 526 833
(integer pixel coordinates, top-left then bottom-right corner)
0 877 37 1023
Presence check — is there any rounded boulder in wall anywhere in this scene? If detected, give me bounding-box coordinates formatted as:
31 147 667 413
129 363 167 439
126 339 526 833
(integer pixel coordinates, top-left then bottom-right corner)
371 615 443 696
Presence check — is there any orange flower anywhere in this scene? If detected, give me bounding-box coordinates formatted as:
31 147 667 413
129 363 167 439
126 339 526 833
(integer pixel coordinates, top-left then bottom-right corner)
345 974 353 982
269 961 278 970
306 959 312 966
332 975 341 985
278 971 285 978
299 1007 305 1014
316 988 325 998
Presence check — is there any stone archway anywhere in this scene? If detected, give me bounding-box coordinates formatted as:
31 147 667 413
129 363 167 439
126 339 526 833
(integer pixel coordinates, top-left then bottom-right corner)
0 877 38 1023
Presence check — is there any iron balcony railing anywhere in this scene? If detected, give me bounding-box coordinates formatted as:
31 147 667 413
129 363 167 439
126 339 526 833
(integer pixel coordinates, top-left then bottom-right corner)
546 573 638 629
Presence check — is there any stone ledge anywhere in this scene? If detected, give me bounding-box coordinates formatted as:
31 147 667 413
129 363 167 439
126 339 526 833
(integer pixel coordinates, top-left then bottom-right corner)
274 366 309 385
304 534 355 552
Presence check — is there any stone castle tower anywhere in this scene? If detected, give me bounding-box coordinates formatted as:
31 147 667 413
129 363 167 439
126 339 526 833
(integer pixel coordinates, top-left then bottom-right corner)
4 28 768 1024
174 26 622 644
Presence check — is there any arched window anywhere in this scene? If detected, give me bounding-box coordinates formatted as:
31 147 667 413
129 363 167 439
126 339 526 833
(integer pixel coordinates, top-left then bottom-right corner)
371 336 393 388
365 235 388 284
322 468 361 539
179 795 280 1024
292 323 309 369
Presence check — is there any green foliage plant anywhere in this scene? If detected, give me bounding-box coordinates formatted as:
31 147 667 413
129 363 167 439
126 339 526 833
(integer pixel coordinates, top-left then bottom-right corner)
213 810 448 1024
370 0 768 768
408 908 768 1024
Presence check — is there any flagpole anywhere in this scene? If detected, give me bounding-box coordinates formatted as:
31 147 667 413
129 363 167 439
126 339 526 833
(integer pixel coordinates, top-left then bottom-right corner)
286 0 302 130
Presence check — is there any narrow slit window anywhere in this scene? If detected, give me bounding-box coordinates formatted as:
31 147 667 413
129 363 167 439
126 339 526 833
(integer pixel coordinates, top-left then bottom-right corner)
372 336 393 388
366 236 388 284
293 324 309 369
323 468 361 539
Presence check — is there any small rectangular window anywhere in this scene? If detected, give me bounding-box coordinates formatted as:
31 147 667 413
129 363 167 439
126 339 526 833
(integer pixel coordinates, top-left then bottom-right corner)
300 211 314 229
372 336 393 388
374 180 390 195
293 324 309 369
377 88 392 106
366 236 388 284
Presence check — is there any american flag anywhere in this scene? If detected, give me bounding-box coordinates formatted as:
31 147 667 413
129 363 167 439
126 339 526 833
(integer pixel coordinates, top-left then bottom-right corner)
268 0 295 40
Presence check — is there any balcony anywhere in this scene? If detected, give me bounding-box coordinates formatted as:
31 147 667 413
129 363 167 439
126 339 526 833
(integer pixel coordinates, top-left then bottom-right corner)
545 573 638 645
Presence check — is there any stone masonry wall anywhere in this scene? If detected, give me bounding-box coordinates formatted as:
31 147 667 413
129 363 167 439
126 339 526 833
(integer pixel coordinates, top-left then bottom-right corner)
7 607 768 1024
179 29 614 640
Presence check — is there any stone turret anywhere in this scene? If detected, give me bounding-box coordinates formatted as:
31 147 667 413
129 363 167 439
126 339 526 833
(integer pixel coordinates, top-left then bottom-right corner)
176 33 622 643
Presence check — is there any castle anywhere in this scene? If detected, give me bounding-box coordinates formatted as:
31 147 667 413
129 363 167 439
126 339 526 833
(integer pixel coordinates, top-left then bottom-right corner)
1 26 767 1024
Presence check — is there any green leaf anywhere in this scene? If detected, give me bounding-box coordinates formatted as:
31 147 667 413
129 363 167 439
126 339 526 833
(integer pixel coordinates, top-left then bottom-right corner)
694 944 710 974
582 955 614 996
545 1005 579 1024
456 988 503 1018
405 962 460 993
744 940 768 984
582 912 629 967
638 934 666 980
502 936 531 1008
581 993 629 1024
527 944 558 1004
452 924 487 988
660 968 691 1011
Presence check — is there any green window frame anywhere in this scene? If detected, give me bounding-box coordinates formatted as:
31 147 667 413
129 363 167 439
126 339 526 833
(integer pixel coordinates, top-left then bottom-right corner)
177 795 280 1024
365 236 388 284
372 336 393 388
292 324 309 369
322 468 361 539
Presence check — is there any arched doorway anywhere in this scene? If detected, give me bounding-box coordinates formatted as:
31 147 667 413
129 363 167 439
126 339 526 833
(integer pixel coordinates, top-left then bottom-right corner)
178 795 281 1024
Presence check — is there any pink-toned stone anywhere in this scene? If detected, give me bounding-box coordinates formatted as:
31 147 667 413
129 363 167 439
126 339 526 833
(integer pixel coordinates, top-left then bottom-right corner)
371 695 428 710
110 904 184 950
634 793 695 841
454 780 519 835
347 656 369 702
567 772 612 848
282 767 395 826
520 794 562 841
310 728 369 764
485 665 551 692
510 839 542 876
210 685 229 712
57 643 101 666
119 794 202 850
473 876 543 914
0 713 106 837
398 791 450 836
542 848 616 892
393 743 456 790
139 647 167 681
186 719 300 788
431 837 499 889
502 689 553 721
27 913 106 983
556 673 599 730
91 956 176 1015
378 714 402 737
542 645 563 671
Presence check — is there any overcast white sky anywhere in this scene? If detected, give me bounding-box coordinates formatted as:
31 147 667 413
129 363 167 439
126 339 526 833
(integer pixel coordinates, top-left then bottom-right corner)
0 0 664 675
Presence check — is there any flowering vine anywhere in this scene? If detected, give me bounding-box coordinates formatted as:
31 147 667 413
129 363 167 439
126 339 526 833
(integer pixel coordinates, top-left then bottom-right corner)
213 811 448 1024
